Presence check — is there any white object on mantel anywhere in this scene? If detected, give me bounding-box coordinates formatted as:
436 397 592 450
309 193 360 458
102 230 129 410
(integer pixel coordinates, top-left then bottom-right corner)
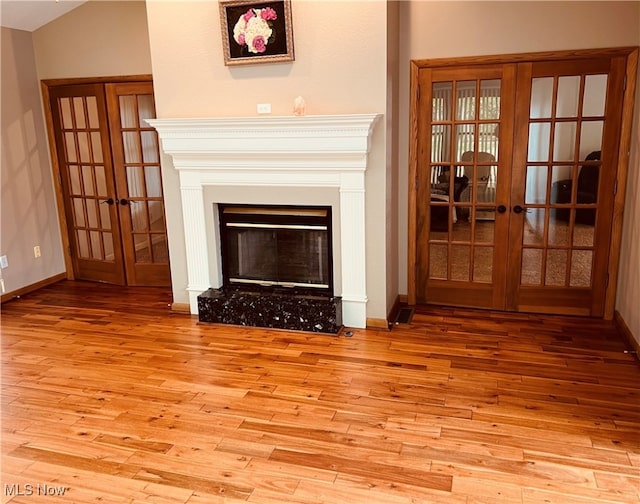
147 114 381 329
293 96 306 116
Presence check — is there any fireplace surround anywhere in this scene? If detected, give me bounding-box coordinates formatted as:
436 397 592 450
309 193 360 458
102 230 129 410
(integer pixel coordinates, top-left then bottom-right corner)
148 114 381 329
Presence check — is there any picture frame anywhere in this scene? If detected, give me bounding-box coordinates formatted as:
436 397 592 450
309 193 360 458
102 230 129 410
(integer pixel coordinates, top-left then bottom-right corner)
219 0 294 66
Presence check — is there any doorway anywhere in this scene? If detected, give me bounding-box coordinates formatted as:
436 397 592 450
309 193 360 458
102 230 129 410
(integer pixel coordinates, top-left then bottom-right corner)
408 48 637 317
43 79 171 287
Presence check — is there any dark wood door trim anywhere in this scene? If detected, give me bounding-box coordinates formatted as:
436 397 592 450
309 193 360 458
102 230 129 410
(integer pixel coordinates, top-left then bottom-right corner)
605 50 638 318
42 75 152 88
412 47 639 69
41 81 74 280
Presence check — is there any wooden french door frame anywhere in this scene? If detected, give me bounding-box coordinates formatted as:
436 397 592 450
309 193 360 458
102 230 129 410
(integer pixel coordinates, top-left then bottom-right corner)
408 47 638 319
42 75 171 287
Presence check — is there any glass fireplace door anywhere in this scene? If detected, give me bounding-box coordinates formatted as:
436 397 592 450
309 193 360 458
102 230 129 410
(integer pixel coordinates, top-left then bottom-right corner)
220 205 332 293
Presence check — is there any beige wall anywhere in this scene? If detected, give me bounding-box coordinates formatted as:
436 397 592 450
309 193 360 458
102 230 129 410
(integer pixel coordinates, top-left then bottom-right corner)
1 1 153 296
146 0 392 319
147 1 386 117
1 27 65 294
386 1 400 314
33 0 152 79
397 1 640 342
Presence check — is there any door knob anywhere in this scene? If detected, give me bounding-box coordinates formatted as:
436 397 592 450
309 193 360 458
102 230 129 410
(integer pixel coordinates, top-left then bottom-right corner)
496 205 507 214
118 198 129 206
513 205 524 214
101 198 114 205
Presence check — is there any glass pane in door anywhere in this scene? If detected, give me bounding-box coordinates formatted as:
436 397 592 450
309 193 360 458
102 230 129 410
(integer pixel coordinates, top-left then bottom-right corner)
530 77 553 118
117 92 169 268
428 78 501 283
583 75 608 116
58 96 114 262
556 76 580 117
520 70 605 291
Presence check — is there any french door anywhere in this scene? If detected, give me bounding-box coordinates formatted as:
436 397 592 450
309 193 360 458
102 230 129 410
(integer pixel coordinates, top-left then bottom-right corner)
47 81 171 287
410 49 635 317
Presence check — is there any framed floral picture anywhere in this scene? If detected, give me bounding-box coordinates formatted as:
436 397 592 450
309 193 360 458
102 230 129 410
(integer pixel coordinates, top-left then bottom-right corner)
219 0 294 66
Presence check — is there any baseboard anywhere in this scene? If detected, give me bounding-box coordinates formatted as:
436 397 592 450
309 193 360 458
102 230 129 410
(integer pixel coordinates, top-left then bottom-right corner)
171 302 191 314
0 273 67 304
366 295 402 331
614 310 640 360
366 317 391 330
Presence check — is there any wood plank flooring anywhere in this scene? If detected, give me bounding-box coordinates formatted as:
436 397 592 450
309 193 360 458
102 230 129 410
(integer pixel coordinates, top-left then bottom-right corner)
1 281 639 503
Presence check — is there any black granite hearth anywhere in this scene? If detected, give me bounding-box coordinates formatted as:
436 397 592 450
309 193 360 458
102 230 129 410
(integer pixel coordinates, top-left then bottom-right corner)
197 285 342 334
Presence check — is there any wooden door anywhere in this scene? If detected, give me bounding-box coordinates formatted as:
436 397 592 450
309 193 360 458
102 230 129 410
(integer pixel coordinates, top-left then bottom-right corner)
507 57 626 316
48 82 170 287
410 49 634 317
415 64 517 310
49 84 126 284
106 83 171 286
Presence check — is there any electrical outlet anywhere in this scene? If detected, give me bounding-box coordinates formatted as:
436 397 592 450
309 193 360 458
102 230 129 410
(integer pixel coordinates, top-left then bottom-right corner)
257 103 271 114
34 246 41 258
0 255 7 269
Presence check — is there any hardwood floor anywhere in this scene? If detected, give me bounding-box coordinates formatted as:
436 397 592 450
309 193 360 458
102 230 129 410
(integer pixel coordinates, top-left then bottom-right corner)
1 281 639 503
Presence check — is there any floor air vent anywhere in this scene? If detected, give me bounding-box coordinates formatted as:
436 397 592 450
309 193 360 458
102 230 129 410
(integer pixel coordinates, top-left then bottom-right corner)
394 307 414 324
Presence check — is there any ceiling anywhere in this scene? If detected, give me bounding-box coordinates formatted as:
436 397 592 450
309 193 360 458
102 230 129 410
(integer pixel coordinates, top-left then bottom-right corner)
1 0 88 32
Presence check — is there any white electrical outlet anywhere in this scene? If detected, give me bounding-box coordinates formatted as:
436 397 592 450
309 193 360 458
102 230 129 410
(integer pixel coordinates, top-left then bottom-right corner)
0 255 7 269
34 246 41 258
257 103 272 114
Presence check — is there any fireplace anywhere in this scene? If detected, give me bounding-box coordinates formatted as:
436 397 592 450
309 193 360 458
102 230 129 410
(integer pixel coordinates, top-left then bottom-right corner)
147 114 381 329
219 204 333 294
198 203 341 333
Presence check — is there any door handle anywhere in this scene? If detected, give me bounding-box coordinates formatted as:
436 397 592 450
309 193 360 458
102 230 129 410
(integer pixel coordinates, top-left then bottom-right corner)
513 205 525 214
496 205 507 214
118 198 129 206
101 198 114 205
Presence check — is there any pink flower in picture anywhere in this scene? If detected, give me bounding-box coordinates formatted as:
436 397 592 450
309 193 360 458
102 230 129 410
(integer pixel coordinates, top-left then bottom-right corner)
252 35 266 53
261 7 277 21
243 9 254 22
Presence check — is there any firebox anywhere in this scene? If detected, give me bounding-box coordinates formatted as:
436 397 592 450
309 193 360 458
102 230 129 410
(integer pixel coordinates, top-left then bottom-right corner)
219 204 333 295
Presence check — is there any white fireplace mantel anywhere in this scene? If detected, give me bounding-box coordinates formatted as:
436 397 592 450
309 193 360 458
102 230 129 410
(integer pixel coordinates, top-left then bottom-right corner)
147 114 381 328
